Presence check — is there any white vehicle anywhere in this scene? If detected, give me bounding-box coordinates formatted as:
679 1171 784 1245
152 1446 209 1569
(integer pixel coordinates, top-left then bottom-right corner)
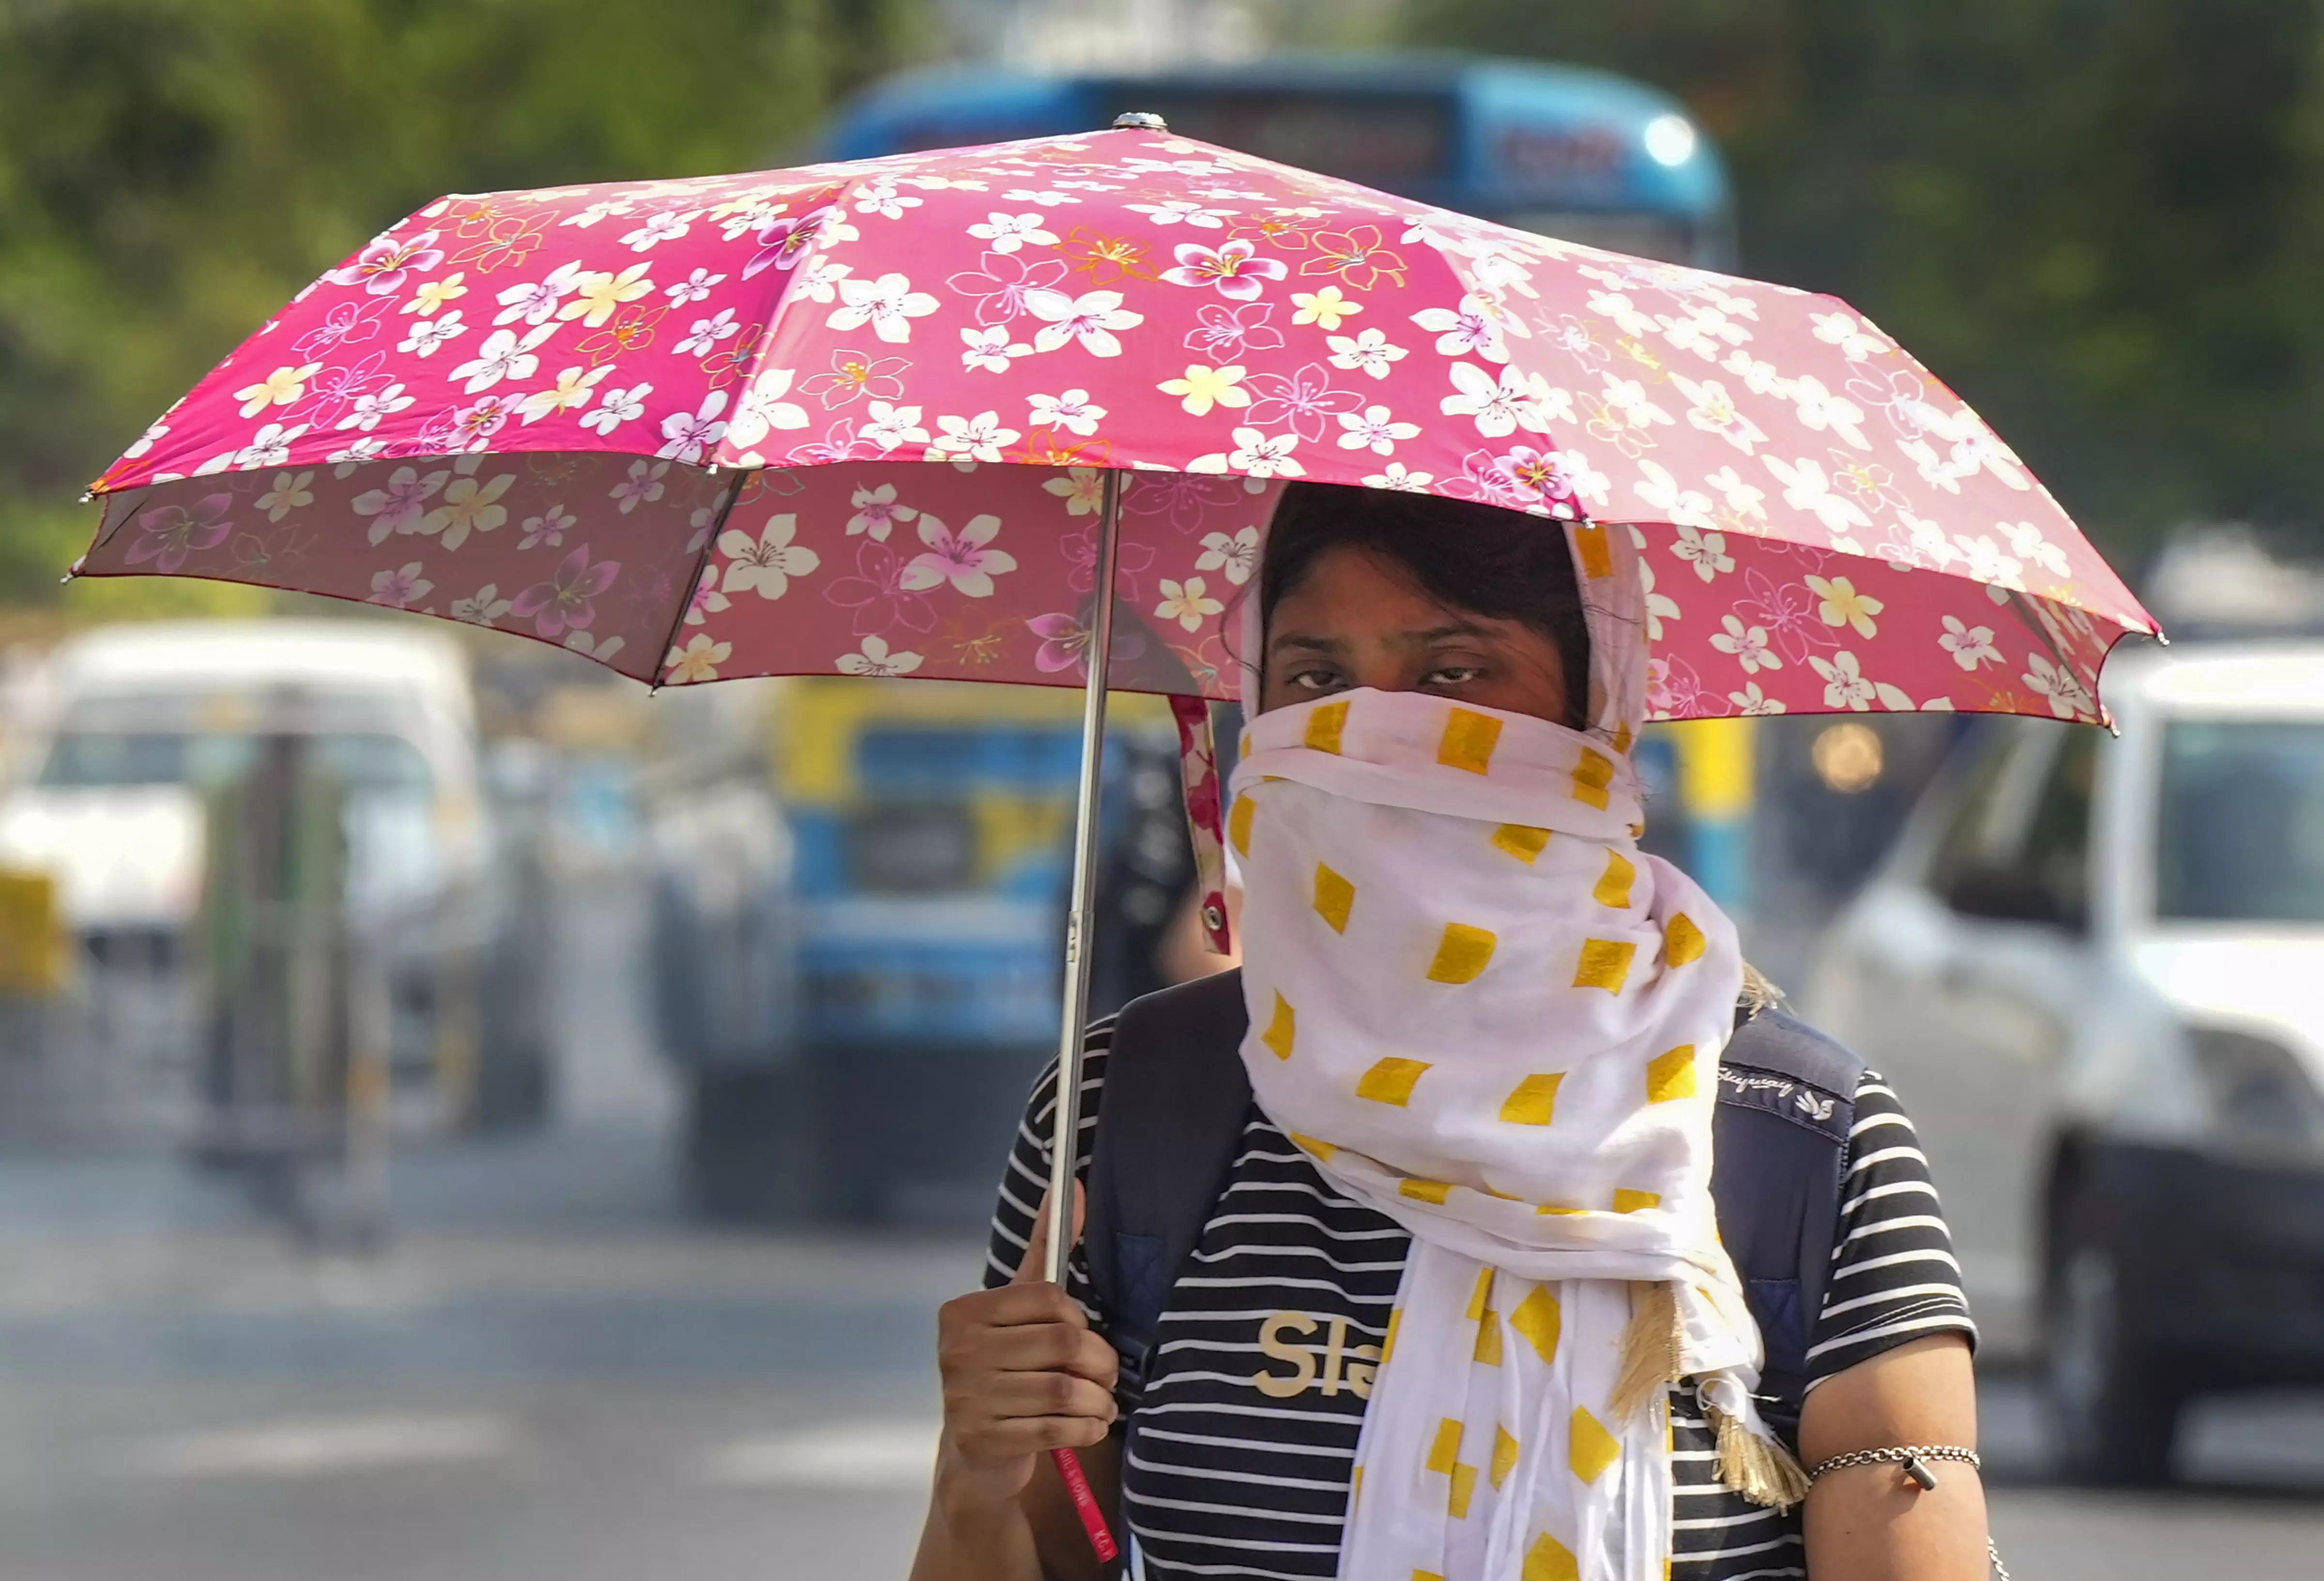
0 620 552 1134
1805 640 2324 1484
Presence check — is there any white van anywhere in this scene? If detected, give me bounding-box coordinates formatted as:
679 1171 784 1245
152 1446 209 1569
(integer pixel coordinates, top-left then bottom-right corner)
0 621 551 1134
1804 640 2324 1483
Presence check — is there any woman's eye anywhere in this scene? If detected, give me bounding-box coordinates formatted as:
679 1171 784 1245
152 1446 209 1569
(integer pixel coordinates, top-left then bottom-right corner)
1424 666 1486 687
1287 667 1345 692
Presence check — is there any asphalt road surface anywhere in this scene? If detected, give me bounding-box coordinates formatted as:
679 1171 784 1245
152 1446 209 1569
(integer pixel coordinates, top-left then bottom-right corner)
0 878 2315 1580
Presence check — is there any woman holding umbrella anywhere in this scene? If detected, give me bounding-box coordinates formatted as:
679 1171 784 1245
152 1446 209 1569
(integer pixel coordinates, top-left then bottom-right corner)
919 484 1988 1581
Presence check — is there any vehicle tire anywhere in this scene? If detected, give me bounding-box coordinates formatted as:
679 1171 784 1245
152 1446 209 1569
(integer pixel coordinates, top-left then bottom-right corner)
2044 1224 2187 1485
683 1069 813 1224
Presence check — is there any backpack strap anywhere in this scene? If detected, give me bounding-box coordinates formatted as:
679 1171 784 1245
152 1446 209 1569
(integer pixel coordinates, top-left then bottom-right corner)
1083 970 1866 1432
1084 970 1254 1393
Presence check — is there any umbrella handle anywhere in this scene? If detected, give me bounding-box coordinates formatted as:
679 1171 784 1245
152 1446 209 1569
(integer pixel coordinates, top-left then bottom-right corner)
1049 1445 1121 1563
1043 470 1126 1566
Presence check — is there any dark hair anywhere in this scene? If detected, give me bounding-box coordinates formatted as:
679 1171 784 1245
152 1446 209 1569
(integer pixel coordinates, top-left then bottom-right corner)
1258 482 1592 729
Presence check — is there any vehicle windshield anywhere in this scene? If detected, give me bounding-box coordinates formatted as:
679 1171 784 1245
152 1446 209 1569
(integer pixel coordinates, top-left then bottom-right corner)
37 730 434 794
2156 719 2324 923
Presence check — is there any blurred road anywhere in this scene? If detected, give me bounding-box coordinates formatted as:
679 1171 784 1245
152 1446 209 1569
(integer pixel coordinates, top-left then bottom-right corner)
0 878 2317 1580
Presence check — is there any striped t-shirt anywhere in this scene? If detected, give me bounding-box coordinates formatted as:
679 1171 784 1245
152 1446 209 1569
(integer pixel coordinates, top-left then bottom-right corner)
981 1019 1976 1581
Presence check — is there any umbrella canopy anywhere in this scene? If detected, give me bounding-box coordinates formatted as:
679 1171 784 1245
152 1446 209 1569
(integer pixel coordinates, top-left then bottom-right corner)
80 124 2151 724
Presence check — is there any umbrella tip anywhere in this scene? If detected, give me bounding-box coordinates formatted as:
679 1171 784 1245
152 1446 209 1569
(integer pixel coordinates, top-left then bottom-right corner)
1112 111 1168 132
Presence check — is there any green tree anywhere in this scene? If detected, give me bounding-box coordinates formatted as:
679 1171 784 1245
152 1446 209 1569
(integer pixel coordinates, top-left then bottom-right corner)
0 0 928 611
1404 0 2324 556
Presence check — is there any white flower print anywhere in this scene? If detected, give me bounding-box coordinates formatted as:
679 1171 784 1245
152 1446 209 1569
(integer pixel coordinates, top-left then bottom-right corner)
1671 374 1767 455
901 513 1017 597
1812 310 1890 362
1195 527 1259 586
1024 289 1144 358
1441 361 1552 438
967 212 1060 253
1718 347 1788 397
1728 682 1787 716
853 182 923 221
1671 523 1735 581
1788 375 1870 450
1762 455 1873 534
329 437 390 469
657 391 730 462
1632 459 1714 531
565 629 627 666
837 636 924 677
1155 577 1225 632
1410 296 1508 363
1027 390 1106 437
619 210 692 251
727 368 809 451
929 411 1021 463
519 503 576 551
232 422 307 470
611 459 669 515
494 261 585 327
675 308 742 358
1125 199 1236 228
1808 651 1878 711
352 464 447 543
1584 289 1658 339
560 198 635 230
861 400 933 453
1362 462 1434 492
1805 574 1884 638
578 381 651 437
1042 468 1108 517
827 272 941 344
451 583 514 625
1001 187 1079 208
448 323 555 395
1939 615 2001 670
1710 615 1781 673
665 633 731 684
1705 465 1768 523
2024 654 2094 720
1655 303 1751 361
123 420 168 459
719 513 821 600
1187 428 1304 479
848 484 917 542
337 382 417 431
962 325 1034 373
665 267 728 306
368 562 432 609
1639 558 1681 641
1999 520 2072 579
256 471 315 522
1326 327 1408 380
422 467 516 550
1335 404 1418 456
1954 533 2026 591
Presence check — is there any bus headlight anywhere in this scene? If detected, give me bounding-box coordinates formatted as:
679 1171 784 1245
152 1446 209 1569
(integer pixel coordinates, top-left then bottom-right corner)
2189 1025 2324 1158
1643 113 1698 167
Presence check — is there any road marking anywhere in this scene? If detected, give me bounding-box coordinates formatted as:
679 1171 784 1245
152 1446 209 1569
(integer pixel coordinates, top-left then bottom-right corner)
130 1414 518 1479
698 1421 939 1490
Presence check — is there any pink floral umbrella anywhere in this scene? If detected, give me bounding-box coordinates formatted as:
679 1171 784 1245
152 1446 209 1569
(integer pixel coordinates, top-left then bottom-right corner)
72 117 2157 1551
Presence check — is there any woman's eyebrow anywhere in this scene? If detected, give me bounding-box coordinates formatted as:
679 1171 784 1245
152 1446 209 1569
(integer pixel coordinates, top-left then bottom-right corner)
1268 632 1343 655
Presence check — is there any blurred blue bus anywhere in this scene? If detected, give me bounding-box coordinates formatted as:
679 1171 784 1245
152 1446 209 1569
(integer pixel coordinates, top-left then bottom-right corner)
824 52 1734 268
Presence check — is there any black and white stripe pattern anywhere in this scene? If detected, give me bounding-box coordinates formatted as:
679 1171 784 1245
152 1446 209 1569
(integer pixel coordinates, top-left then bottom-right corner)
983 1032 1974 1581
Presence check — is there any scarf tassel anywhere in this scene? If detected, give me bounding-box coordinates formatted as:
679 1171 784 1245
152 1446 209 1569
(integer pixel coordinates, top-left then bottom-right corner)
1612 1282 1812 1513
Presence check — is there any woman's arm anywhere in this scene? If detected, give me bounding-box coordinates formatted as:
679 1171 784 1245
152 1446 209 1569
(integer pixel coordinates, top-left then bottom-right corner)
1798 1332 1988 1581
912 1190 1124 1581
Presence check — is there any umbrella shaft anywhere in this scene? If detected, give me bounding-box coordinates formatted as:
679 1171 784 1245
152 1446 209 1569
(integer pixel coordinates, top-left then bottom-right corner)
1046 470 1123 1287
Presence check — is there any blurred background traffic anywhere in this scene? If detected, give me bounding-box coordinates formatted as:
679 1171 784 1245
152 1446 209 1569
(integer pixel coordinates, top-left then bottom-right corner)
2 2 2323 1576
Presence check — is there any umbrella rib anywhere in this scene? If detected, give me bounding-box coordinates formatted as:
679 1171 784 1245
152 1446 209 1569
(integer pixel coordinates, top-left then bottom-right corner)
647 469 746 692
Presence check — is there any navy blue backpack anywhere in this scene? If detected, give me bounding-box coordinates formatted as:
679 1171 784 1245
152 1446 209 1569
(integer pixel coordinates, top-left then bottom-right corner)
1083 968 1865 1444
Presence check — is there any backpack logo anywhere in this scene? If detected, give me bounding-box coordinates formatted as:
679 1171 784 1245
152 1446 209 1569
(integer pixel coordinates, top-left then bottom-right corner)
1252 1312 1382 1400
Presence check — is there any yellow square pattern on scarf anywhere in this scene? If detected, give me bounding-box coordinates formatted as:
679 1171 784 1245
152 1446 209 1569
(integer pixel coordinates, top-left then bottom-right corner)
1524 1532 1581 1581
1592 849 1636 908
1260 991 1297 1060
1466 1265 1495 1320
1313 862 1356 933
1448 1461 1478 1518
1399 1175 1454 1204
1572 523 1613 580
1572 747 1615 810
1490 1425 1521 1490
1287 1131 1337 1161
1573 938 1636 992
1305 699 1349 754
1665 912 1707 965
1473 1309 1503 1366
1647 1044 1699 1103
1492 823 1551 863
1228 794 1256 857
1428 922 1498 984
1426 1417 1463 1475
1508 1285 1561 1364
1614 1188 1662 1214
1438 707 1503 775
1356 1056 1432 1106
1569 1407 1621 1485
1498 1072 1563 1126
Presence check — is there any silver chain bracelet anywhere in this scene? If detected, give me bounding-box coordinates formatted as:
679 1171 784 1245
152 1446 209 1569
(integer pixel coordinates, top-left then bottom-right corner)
1804 1445 2008 1580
